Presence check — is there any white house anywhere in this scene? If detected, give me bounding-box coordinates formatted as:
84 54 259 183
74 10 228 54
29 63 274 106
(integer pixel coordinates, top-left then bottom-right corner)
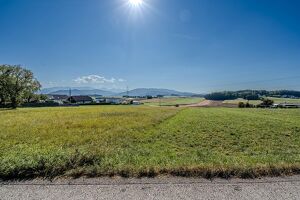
48 95 69 105
105 97 124 104
132 100 141 105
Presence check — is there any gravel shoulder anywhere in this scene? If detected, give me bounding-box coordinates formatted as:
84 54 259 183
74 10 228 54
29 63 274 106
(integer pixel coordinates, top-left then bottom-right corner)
1 176 300 200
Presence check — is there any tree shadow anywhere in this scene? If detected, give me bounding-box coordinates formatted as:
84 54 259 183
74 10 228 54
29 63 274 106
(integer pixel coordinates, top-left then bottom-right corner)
0 108 15 111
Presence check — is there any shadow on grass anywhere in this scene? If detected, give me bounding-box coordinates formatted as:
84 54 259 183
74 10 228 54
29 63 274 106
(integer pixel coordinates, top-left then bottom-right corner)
0 108 15 111
104 166 300 180
3 165 300 182
0 150 101 181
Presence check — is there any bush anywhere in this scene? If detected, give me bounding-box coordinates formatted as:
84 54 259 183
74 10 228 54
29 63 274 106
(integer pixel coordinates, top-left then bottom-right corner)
239 102 255 108
238 102 245 108
260 98 274 106
21 102 60 107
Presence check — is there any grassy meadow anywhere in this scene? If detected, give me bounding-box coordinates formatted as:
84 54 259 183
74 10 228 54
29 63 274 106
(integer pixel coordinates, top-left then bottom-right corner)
270 97 300 104
0 106 300 179
142 97 204 106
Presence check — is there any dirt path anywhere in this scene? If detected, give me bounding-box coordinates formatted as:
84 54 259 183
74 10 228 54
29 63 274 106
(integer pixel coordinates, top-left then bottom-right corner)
145 100 237 108
181 100 236 108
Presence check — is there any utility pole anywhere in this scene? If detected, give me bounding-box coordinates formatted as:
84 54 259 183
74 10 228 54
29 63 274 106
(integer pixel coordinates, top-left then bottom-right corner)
126 86 129 97
158 95 162 107
159 97 162 107
69 88 72 97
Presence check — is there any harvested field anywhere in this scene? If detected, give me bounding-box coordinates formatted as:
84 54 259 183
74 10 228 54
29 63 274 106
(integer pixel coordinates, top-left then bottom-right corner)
182 100 237 108
142 97 204 106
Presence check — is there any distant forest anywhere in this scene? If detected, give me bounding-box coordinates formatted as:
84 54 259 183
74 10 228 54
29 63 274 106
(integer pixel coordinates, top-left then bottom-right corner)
205 90 300 101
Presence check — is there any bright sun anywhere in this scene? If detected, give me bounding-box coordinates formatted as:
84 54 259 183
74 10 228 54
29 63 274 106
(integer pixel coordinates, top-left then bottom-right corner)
129 0 143 7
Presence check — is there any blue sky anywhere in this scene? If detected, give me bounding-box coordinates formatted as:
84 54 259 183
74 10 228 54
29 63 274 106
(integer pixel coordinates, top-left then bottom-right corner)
0 0 299 93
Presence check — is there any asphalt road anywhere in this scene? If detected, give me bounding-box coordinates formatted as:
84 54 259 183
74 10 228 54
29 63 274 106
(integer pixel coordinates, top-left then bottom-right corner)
1 176 300 200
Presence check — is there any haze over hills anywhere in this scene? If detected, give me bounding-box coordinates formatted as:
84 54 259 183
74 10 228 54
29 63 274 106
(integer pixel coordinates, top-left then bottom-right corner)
40 87 95 94
48 89 115 96
41 87 198 97
119 88 197 97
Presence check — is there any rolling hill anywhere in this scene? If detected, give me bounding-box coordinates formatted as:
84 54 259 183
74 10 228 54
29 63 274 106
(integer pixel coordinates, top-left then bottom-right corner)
41 87 198 97
118 88 197 97
48 89 115 96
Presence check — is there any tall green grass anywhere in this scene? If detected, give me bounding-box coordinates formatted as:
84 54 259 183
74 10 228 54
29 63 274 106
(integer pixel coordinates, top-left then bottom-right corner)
0 106 299 179
0 106 178 179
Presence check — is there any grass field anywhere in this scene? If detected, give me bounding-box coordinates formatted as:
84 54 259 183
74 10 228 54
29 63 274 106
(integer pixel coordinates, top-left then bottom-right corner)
0 106 300 180
270 97 300 104
224 97 300 105
142 97 204 106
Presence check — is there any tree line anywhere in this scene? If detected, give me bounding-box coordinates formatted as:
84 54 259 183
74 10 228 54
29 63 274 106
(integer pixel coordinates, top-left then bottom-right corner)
205 90 300 101
0 65 41 108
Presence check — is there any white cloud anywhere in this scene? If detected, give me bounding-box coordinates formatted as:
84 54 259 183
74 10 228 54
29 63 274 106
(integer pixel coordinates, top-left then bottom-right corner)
74 75 125 85
118 78 126 82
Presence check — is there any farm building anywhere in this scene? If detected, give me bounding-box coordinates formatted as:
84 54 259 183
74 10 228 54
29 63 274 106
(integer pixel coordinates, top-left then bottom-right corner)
132 100 141 105
278 103 300 108
68 96 93 104
48 95 69 105
105 97 125 104
92 96 105 104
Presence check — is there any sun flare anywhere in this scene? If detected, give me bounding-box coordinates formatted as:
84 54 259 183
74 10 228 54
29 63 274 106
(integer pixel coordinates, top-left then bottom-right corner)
129 0 143 7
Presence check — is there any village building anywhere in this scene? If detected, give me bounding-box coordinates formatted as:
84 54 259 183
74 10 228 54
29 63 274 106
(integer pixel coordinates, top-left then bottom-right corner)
278 103 300 108
132 100 141 105
47 95 69 105
68 96 93 104
105 97 125 104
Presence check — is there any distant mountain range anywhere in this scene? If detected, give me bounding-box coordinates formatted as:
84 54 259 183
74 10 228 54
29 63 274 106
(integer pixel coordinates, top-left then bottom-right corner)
118 88 197 97
41 87 199 97
48 89 115 96
40 87 95 94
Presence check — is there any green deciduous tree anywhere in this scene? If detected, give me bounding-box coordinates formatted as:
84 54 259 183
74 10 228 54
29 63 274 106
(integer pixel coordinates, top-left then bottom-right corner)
0 65 11 106
0 65 41 108
261 98 274 106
